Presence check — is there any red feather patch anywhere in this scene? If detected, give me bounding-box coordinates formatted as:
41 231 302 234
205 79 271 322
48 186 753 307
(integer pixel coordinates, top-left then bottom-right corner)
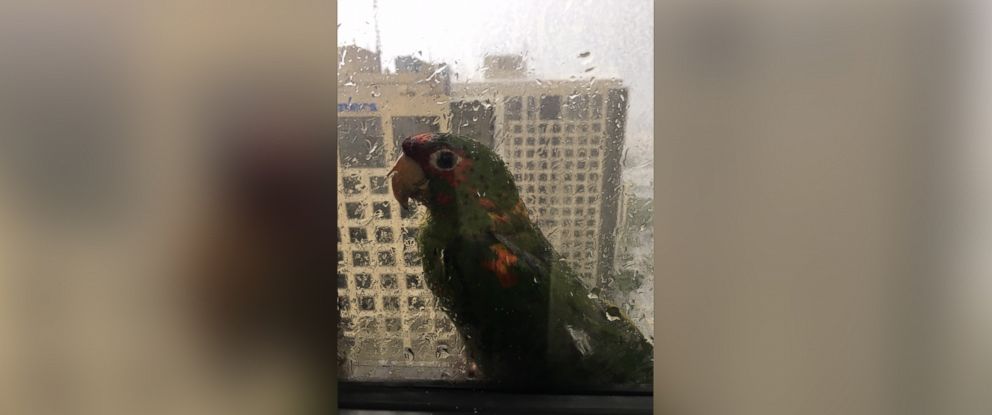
411 133 434 144
478 197 496 210
483 244 519 288
488 212 511 224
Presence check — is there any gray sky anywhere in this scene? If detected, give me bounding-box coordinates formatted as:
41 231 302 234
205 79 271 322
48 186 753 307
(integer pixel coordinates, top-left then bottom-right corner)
338 0 654 197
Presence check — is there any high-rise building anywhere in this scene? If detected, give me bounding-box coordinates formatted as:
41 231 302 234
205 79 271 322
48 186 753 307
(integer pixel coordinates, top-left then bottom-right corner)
337 47 465 380
338 45 382 75
482 54 528 79
451 64 628 286
394 55 452 95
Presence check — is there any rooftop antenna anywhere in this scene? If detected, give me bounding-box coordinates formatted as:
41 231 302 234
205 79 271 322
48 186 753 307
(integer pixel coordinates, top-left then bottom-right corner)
373 0 382 58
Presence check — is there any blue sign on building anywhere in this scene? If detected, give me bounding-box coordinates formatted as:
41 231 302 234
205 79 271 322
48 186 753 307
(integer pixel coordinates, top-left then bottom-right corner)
338 97 378 112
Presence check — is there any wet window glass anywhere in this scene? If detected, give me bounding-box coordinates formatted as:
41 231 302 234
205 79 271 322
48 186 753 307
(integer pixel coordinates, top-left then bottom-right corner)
391 116 440 156
504 96 523 120
369 176 389 194
348 227 368 243
338 117 385 168
338 0 654 391
374 227 393 243
539 95 562 120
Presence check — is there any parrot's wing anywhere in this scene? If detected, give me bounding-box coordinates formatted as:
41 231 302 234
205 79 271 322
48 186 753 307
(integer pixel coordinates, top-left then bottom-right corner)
426 223 652 385
487 229 655 386
491 232 551 277
425 228 561 382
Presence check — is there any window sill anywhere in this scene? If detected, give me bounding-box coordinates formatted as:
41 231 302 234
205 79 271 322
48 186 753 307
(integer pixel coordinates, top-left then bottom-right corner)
339 381 653 415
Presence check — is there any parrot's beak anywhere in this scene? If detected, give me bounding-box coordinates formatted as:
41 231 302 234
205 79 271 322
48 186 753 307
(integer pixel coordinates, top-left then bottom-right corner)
389 154 428 210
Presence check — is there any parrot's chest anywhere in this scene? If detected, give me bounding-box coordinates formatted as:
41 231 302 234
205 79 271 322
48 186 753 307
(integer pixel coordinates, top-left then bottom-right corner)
424 232 545 324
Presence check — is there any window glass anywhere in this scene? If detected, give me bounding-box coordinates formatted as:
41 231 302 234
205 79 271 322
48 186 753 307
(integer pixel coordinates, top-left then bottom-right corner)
369 176 388 194
504 96 523 120
348 227 368 243
375 227 393 243
372 201 391 219
345 202 364 219
355 273 374 289
565 93 590 120
338 117 385 168
343 175 363 194
338 0 654 390
539 95 561 120
381 274 398 289
450 100 495 147
391 116 440 156
351 251 370 267
377 250 396 266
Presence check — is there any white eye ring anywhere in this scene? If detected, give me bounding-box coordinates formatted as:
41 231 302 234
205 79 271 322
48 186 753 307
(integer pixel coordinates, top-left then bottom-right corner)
429 149 460 171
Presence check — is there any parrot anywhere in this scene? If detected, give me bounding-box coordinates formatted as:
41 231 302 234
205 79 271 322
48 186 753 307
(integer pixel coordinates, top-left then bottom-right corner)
389 132 653 388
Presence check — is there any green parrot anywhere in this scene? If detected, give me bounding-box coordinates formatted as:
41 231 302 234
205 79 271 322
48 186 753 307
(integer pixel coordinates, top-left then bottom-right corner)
389 132 652 388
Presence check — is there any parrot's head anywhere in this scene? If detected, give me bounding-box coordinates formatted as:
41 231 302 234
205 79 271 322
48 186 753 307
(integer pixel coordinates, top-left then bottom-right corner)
390 133 526 227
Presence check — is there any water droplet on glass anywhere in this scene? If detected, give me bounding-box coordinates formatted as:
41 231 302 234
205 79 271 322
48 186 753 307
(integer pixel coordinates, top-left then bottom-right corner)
605 306 622 322
436 344 450 359
566 325 594 356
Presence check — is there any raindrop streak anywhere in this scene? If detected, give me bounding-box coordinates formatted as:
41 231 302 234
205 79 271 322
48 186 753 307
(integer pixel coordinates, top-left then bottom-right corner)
436 344 450 359
566 325 593 356
425 64 448 82
605 306 622 322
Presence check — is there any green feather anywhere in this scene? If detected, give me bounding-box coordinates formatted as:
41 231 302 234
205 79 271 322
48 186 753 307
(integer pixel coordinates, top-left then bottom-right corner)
410 134 652 387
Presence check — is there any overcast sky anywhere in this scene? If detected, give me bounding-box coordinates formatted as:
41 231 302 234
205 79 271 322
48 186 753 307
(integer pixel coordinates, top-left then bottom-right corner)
338 0 654 196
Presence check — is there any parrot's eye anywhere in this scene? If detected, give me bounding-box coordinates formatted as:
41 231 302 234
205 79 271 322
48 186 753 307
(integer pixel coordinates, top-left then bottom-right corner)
429 149 460 171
